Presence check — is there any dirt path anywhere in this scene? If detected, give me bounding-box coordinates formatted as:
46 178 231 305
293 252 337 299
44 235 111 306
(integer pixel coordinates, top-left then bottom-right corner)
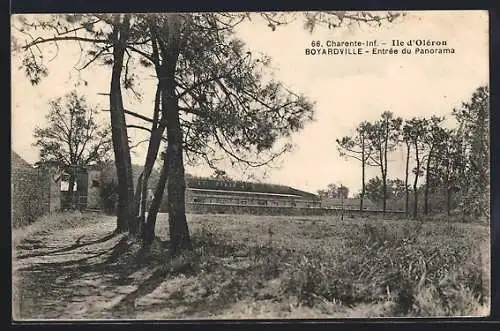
13 214 135 319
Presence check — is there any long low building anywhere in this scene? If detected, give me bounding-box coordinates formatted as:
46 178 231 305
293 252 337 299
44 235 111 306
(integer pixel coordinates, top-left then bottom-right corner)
162 177 321 211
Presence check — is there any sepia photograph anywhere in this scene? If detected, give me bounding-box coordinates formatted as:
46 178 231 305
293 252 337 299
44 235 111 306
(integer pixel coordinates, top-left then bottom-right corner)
11 10 490 319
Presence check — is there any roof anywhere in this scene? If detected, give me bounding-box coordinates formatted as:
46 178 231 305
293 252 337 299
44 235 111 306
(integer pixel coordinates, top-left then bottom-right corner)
188 187 308 198
186 177 319 200
11 151 33 170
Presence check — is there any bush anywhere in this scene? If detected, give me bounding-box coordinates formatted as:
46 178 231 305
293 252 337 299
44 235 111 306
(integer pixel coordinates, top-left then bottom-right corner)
279 221 487 315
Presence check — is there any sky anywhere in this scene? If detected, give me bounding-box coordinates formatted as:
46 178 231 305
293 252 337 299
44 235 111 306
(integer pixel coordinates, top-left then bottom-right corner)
11 10 489 195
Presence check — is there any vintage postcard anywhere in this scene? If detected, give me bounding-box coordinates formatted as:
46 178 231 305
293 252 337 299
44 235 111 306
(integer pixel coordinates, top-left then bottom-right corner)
11 10 490 319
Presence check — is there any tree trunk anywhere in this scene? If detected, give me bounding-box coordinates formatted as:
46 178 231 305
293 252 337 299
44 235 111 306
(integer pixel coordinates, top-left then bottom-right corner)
68 172 76 209
140 89 168 243
144 14 191 255
360 154 365 211
133 172 144 225
109 15 135 233
165 113 192 256
165 16 191 256
143 152 168 245
136 84 164 231
382 171 387 213
382 119 389 213
413 143 420 219
404 142 410 216
445 158 451 217
165 82 192 256
424 147 434 215
140 119 167 219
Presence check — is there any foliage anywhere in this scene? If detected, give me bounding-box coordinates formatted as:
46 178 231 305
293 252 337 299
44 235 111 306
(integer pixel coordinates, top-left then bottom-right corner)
317 183 349 199
452 86 490 217
364 177 407 205
33 91 112 170
340 85 489 219
365 112 403 212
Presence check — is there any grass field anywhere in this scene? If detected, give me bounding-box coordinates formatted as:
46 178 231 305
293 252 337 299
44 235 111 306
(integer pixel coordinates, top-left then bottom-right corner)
12 212 490 319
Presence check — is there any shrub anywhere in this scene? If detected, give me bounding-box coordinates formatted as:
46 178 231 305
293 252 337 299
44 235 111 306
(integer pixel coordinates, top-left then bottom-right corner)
278 221 487 316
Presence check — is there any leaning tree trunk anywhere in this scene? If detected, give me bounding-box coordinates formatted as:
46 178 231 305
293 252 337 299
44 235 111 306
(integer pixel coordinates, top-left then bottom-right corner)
141 85 169 243
109 15 135 233
140 88 167 221
137 31 166 232
144 14 191 255
143 151 168 245
141 31 174 244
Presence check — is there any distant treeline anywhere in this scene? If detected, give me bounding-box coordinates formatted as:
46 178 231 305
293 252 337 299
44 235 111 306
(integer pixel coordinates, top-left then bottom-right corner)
335 86 489 220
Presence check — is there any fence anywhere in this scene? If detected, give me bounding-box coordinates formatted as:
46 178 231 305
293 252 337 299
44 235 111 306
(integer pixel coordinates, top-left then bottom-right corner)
159 202 407 219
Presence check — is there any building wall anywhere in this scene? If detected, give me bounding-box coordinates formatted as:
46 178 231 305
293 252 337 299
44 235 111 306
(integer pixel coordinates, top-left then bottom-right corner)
161 188 321 213
185 189 319 208
11 164 61 227
184 203 406 218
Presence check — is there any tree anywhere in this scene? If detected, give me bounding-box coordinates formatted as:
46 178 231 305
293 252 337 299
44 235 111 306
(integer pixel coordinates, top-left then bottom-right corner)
403 117 428 218
422 116 446 215
124 13 316 252
317 183 349 199
33 91 112 206
336 121 374 210
364 176 386 206
388 178 407 200
15 11 404 255
401 123 413 215
337 185 349 199
366 111 402 213
129 12 404 246
452 86 489 217
433 130 465 216
13 14 147 233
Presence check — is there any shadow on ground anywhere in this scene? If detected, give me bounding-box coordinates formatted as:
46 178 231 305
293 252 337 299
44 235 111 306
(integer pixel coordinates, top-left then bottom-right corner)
13 222 285 320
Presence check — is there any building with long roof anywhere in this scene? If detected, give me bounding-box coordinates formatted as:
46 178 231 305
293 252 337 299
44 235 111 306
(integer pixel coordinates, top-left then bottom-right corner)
181 177 321 209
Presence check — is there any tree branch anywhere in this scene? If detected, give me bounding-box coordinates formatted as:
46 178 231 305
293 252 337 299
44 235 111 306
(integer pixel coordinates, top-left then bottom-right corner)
102 108 153 123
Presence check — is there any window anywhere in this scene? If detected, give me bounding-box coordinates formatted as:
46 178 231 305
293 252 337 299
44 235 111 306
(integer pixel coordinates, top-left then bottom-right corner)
91 180 100 188
240 200 247 205
258 200 267 206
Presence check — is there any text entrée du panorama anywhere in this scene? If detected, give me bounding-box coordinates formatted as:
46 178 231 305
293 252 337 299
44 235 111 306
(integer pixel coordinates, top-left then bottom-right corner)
304 39 455 56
